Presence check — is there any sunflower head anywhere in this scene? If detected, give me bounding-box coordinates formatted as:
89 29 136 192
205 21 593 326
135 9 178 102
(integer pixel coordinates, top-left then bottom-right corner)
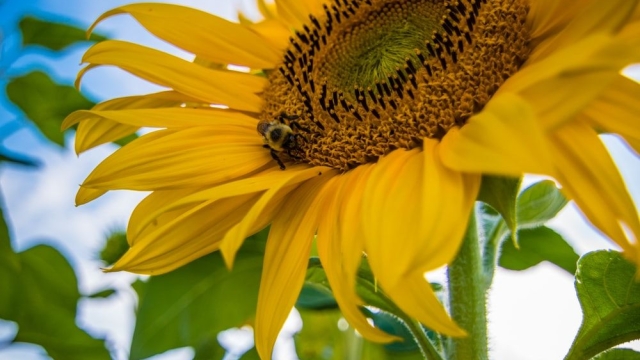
65 0 640 359
260 0 531 171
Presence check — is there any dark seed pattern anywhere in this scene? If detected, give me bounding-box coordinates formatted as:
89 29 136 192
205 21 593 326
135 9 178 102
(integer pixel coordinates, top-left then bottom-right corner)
260 0 531 171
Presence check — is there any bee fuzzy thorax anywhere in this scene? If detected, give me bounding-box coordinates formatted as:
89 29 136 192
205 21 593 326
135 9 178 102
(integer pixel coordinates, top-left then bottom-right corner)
258 114 308 170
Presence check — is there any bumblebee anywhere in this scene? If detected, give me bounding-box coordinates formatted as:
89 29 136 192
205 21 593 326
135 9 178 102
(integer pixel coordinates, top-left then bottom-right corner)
258 112 309 170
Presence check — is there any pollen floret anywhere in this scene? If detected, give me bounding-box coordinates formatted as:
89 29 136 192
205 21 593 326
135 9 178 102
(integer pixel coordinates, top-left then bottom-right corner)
260 0 531 170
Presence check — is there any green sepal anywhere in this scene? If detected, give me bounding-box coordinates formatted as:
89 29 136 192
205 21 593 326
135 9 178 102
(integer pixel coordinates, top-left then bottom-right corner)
19 16 107 51
478 175 521 246
565 250 640 360
6 71 94 147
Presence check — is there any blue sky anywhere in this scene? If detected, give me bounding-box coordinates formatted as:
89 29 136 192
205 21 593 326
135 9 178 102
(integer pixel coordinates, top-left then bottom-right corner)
0 1 639 359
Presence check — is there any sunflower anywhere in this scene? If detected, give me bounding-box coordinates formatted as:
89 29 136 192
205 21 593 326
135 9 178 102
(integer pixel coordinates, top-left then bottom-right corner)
64 0 640 358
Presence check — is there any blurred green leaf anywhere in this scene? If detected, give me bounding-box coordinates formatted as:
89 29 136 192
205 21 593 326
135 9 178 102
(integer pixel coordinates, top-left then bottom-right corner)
593 349 640 360
130 228 268 360
19 17 107 51
295 309 348 360
86 289 117 299
0 245 110 360
478 175 521 245
517 180 568 228
565 251 640 360
499 227 579 274
6 71 95 147
0 201 20 314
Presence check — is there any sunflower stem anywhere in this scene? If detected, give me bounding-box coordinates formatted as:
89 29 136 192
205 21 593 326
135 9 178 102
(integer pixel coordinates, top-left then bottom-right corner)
405 318 444 360
447 209 488 360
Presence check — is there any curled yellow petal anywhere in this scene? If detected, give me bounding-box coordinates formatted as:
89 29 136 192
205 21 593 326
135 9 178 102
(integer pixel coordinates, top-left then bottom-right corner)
78 40 266 112
549 121 640 259
89 3 282 69
221 167 335 268
439 93 553 176
316 175 399 343
80 126 270 195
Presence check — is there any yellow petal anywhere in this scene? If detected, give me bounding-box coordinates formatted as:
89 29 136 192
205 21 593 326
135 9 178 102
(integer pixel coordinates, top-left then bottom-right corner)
362 144 480 289
110 193 259 275
247 19 292 51
384 273 466 337
337 165 374 297
439 93 554 176
221 167 336 268
65 107 258 130
75 188 107 206
255 172 334 360
89 4 282 69
528 0 639 63
316 176 399 343
127 188 203 245
527 0 588 47
549 121 640 258
275 0 324 30
584 74 640 155
361 149 420 285
68 91 204 154
80 126 270 194
78 40 266 112
509 34 640 98
130 166 324 249
504 35 640 131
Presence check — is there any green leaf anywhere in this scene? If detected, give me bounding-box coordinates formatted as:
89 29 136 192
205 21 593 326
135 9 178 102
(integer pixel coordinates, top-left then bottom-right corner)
0 245 110 360
130 229 268 360
593 349 640 360
499 227 579 274
6 72 95 147
565 251 640 360
19 17 107 51
517 180 568 228
478 175 521 245
481 180 572 287
86 289 117 299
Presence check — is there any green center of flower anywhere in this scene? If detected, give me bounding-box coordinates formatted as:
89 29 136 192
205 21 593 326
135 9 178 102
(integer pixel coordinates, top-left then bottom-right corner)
260 0 531 171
